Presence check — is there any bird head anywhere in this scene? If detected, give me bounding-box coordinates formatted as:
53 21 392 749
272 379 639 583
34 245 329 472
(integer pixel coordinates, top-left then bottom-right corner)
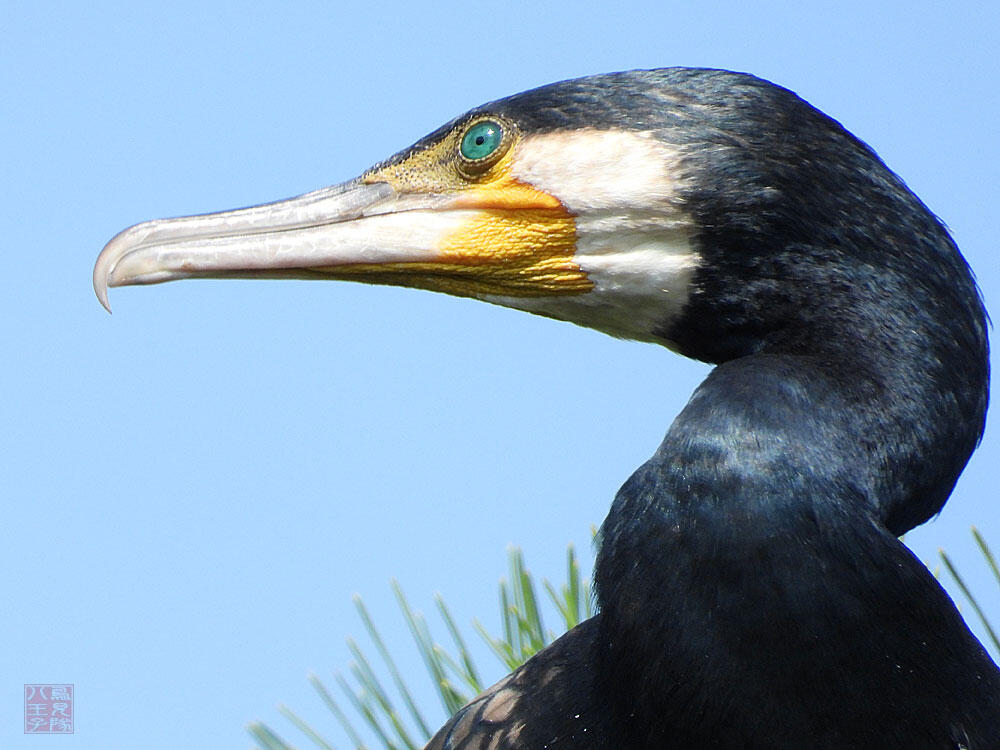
92 71 716 348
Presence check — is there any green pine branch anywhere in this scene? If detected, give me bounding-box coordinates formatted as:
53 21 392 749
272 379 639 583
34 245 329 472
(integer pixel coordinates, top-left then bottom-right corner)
249 531 998 750
248 544 590 750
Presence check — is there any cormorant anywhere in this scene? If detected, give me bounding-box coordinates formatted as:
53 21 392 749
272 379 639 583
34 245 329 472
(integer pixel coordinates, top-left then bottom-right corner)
94 68 999 748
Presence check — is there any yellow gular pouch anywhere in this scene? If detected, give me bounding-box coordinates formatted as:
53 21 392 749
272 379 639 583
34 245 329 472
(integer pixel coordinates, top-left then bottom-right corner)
433 208 589 297
351 119 594 299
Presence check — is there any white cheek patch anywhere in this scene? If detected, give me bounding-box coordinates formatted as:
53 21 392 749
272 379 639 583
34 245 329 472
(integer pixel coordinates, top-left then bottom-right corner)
490 233 698 345
511 130 685 212
489 130 700 344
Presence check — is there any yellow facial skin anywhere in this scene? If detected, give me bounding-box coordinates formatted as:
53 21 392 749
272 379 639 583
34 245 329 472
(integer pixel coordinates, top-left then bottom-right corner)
92 117 596 310
341 118 593 299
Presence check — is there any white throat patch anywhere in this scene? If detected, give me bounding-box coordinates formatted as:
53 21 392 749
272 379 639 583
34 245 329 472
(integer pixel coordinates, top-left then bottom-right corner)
485 130 700 345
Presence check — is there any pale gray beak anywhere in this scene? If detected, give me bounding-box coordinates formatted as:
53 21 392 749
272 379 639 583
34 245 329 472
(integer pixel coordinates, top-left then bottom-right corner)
93 180 464 312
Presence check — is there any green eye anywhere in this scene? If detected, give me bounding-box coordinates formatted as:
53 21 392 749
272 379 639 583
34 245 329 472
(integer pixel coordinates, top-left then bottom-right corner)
460 120 503 161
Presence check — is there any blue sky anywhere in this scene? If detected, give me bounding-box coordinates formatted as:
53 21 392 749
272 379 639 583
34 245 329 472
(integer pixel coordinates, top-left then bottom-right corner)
4 2 999 747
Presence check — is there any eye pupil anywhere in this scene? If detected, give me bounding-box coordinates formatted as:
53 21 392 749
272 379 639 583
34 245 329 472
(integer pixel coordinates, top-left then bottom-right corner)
460 120 504 161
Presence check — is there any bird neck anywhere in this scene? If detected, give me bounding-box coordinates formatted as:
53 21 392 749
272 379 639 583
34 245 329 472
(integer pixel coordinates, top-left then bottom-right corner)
658 110 990 529
666 240 988 534
593 352 995 744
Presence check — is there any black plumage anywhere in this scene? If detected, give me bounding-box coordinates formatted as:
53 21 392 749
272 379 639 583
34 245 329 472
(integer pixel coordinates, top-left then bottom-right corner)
426 70 998 749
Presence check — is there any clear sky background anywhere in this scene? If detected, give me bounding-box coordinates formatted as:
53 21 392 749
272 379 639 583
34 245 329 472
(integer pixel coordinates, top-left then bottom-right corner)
4 2 999 748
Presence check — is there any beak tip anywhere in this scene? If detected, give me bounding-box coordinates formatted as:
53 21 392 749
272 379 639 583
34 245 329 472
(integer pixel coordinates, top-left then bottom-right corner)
94 226 131 313
93 251 114 313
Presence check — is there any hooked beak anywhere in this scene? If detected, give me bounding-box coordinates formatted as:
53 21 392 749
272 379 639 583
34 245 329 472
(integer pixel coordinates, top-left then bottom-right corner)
93 180 465 312
94 150 593 312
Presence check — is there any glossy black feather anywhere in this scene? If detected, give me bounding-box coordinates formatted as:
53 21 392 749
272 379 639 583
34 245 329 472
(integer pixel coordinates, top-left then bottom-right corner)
425 69 998 748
